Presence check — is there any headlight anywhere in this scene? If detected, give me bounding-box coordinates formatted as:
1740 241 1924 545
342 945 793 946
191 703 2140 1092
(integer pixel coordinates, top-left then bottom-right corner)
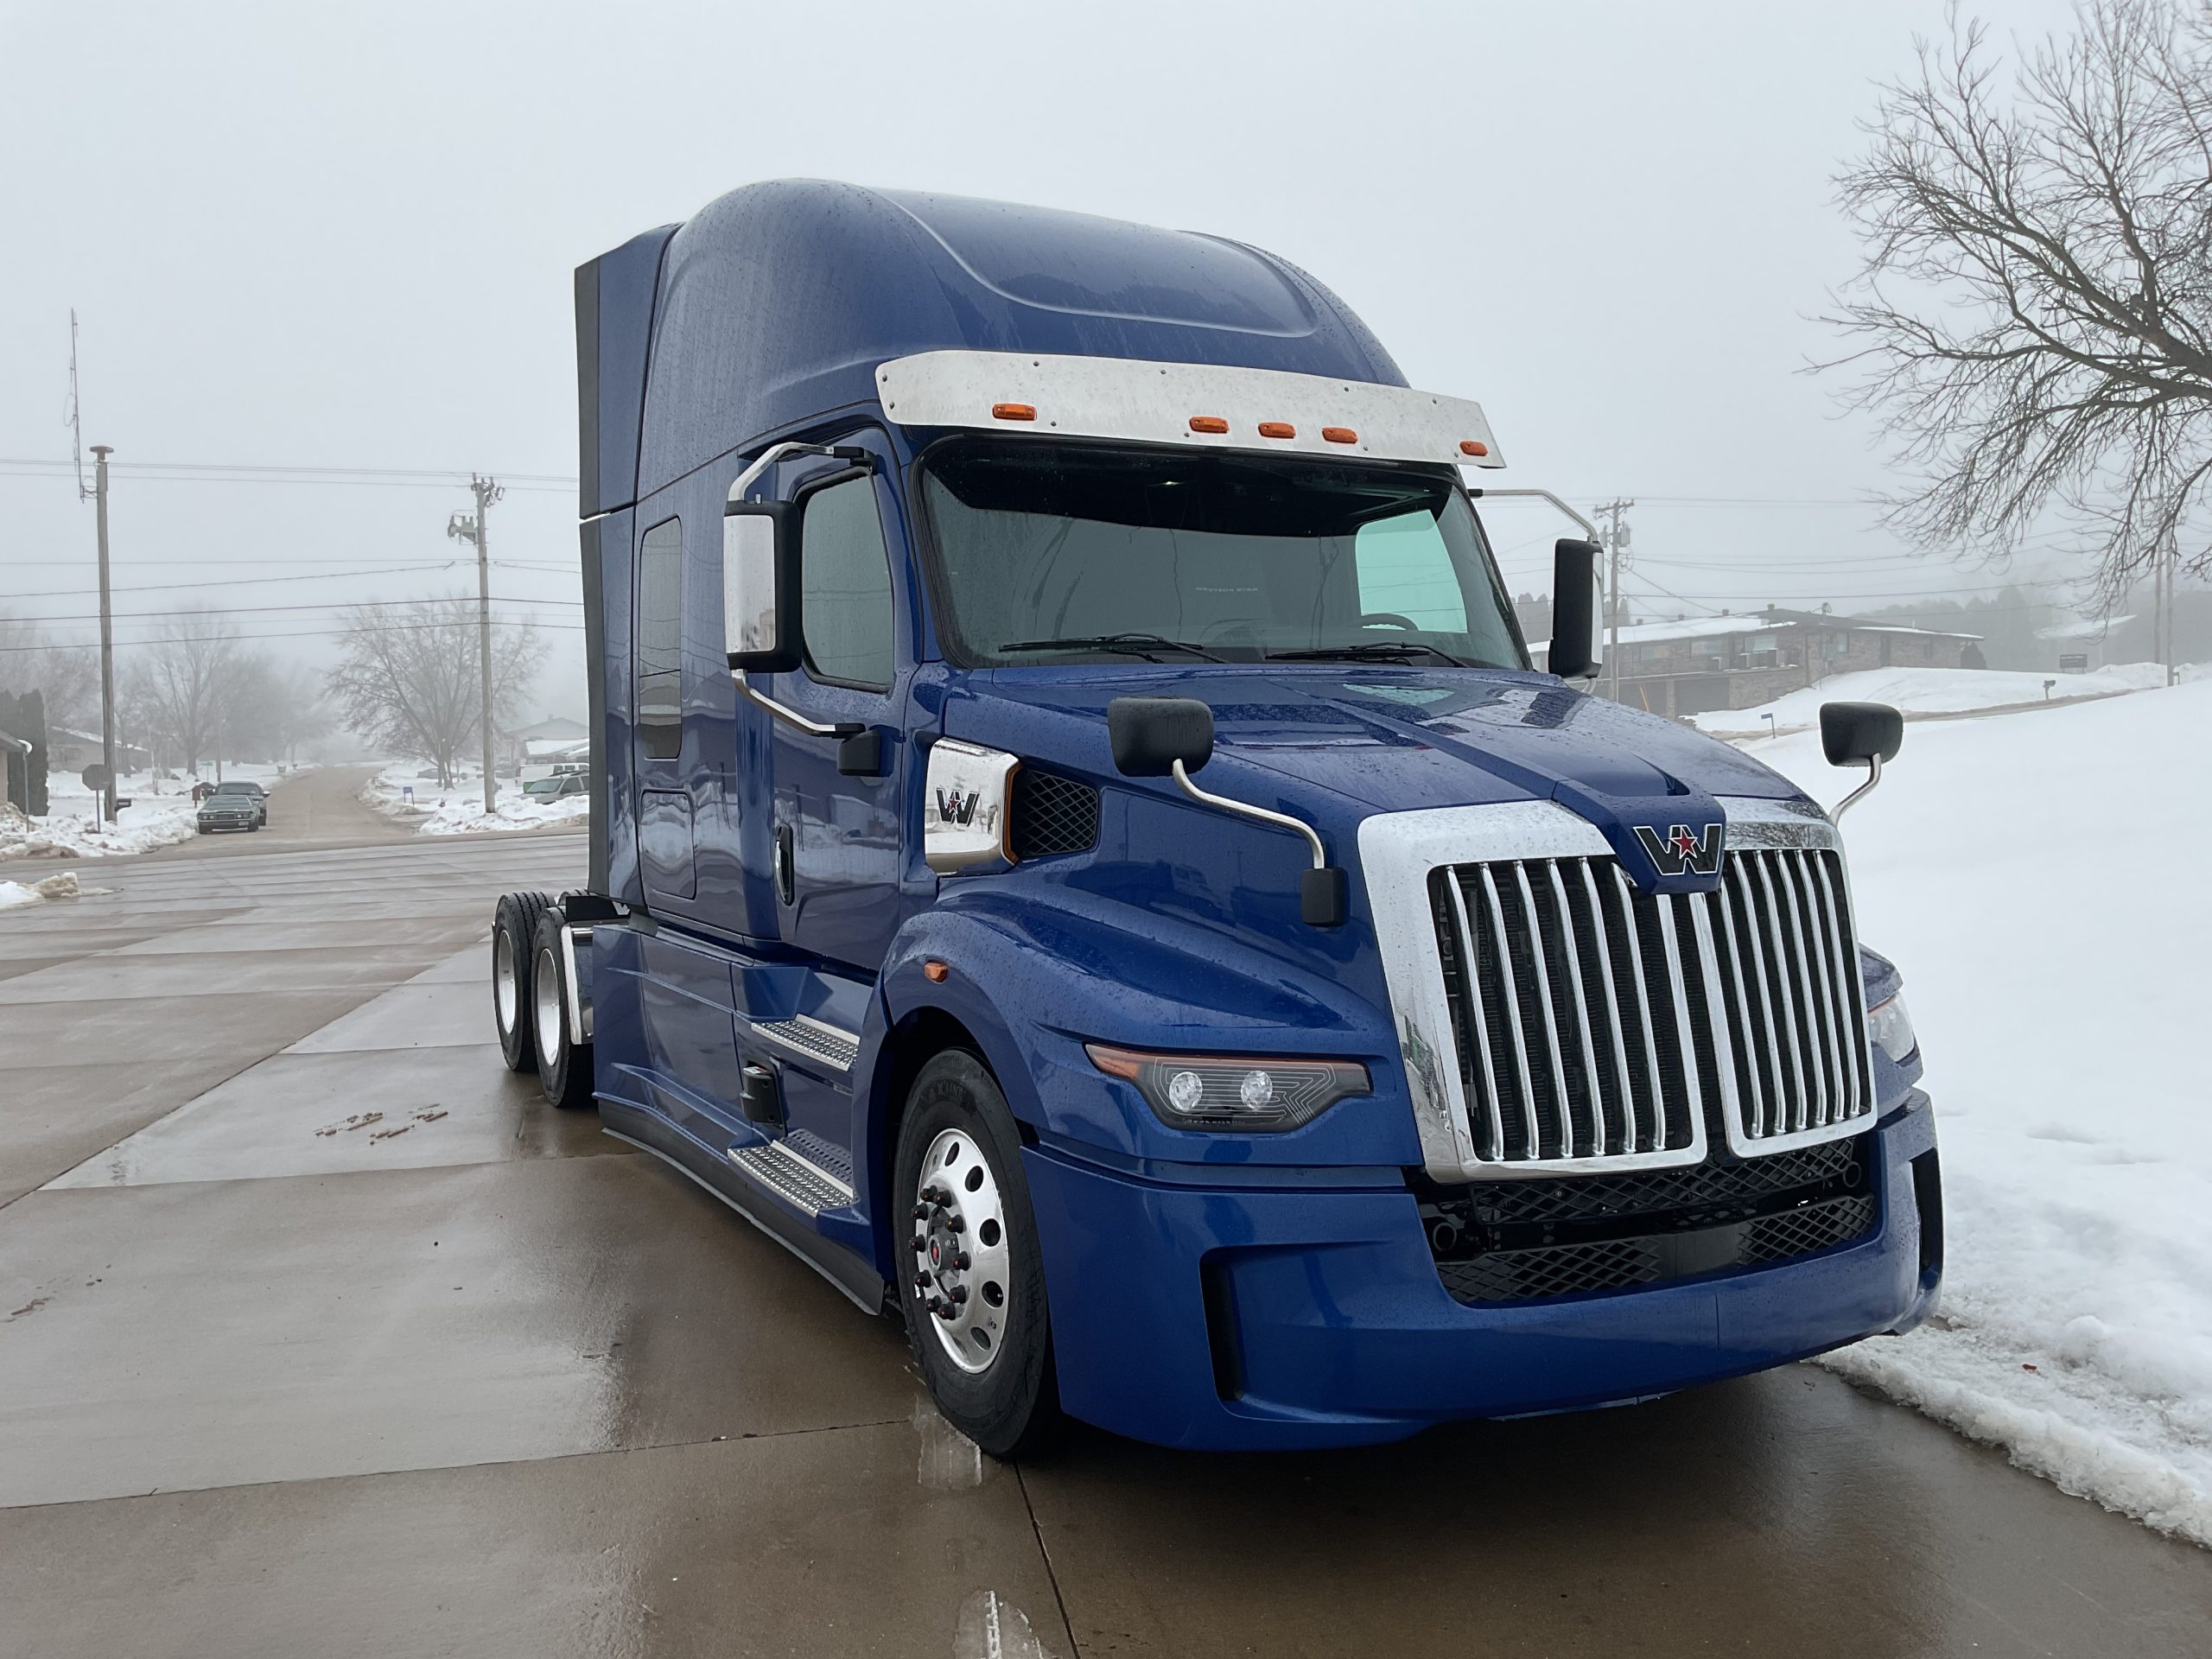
1867 995 1917 1063
1085 1043 1370 1132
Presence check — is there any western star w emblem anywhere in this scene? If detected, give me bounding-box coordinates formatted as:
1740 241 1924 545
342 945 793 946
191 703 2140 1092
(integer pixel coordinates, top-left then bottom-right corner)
1633 822 1724 878
934 788 980 827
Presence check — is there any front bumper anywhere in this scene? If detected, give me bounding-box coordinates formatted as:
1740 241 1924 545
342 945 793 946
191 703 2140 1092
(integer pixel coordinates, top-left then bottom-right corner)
1025 1092 1940 1450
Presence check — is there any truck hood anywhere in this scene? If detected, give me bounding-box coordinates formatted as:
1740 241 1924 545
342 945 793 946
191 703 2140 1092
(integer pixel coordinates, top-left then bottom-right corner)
953 665 1816 893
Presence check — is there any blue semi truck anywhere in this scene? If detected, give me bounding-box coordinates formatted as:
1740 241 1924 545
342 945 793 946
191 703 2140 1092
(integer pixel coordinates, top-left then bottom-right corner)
489 180 1941 1455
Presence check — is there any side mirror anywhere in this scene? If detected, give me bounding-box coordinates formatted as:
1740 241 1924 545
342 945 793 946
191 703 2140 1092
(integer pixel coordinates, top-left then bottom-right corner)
1820 701 1903 823
1547 538 1602 681
723 501 801 673
1108 696 1214 777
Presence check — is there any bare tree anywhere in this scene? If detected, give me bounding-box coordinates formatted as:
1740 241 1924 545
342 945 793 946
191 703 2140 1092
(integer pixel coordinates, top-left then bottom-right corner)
0 612 101 739
325 596 543 788
124 608 245 774
1821 0 2212 605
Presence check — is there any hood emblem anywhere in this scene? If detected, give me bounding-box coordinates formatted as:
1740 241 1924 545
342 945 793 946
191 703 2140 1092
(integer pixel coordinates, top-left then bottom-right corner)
1633 822 1724 879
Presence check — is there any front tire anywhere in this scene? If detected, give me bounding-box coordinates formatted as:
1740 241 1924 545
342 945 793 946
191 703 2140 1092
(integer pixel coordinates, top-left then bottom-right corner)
492 891 551 1071
895 1050 1060 1459
531 908 594 1110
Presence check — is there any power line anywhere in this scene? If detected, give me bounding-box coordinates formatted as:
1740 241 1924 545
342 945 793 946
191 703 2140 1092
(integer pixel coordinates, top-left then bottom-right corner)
1 562 461 599
0 613 585 653
16 593 583 626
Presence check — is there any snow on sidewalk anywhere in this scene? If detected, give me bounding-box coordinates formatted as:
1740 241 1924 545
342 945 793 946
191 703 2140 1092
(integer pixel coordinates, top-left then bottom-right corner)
1694 662 2165 738
1751 677 2212 1545
0 795 198 861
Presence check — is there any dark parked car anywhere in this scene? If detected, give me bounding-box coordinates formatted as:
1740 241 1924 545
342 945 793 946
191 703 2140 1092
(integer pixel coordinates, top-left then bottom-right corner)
195 779 267 833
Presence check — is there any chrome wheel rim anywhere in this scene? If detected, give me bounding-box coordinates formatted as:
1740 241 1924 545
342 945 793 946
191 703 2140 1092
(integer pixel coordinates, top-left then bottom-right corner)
532 943 564 1065
912 1127 1012 1374
493 931 518 1033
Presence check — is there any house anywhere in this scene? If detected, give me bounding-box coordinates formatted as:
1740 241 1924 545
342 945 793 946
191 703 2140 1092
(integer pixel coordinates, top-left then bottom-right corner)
502 715 588 772
2036 614 2134 674
46 728 150 774
1596 608 1983 718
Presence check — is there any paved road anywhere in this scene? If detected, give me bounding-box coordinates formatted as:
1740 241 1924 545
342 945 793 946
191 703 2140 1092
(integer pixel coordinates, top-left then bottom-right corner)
1 830 2206 1657
147 762 552 861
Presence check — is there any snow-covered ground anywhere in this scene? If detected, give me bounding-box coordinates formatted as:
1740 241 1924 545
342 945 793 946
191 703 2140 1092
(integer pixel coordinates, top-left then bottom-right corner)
1695 662 2168 738
361 763 590 836
3 762 308 864
1745 677 2212 1545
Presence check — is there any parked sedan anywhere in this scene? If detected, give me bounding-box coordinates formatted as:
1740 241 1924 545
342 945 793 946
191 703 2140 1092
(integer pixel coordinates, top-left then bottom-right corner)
196 780 268 833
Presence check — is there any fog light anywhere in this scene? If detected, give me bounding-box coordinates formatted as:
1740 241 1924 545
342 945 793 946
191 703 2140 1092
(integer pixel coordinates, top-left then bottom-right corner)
1085 1045 1369 1133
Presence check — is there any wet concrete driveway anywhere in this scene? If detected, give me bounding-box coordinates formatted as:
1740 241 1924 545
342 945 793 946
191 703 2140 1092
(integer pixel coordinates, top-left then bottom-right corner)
2 824 2207 1657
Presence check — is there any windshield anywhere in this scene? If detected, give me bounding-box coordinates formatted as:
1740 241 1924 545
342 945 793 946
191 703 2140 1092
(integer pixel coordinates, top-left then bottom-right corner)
213 782 257 794
523 779 563 798
917 442 1527 669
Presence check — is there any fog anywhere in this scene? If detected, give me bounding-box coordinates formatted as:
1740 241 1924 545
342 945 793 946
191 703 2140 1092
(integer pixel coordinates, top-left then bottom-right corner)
0 0 2088 722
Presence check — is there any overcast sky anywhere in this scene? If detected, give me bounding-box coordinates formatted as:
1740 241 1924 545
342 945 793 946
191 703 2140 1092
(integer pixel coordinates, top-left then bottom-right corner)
0 0 2088 719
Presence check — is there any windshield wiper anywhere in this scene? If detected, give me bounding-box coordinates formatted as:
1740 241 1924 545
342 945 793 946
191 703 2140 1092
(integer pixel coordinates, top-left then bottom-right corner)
1267 640 1470 667
1000 632 1224 663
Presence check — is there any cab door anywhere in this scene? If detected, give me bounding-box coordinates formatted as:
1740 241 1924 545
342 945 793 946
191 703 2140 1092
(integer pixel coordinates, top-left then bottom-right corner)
749 442 912 976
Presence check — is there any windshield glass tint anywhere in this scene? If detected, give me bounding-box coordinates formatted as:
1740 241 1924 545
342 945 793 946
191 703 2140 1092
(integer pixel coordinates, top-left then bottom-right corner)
918 443 1526 669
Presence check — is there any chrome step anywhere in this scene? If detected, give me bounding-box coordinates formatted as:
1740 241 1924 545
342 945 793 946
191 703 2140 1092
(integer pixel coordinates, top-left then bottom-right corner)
755 1014 860 1074
728 1138 855 1217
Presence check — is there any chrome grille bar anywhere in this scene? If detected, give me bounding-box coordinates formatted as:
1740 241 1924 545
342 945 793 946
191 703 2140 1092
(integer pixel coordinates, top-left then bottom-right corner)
1548 861 1608 1157
1579 861 1641 1155
1441 870 1505 1162
1513 862 1573 1157
1478 865 1540 1161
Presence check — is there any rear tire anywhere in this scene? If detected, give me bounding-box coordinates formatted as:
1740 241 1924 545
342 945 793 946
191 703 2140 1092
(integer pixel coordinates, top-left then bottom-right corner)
492 891 552 1072
896 1050 1061 1459
531 908 594 1110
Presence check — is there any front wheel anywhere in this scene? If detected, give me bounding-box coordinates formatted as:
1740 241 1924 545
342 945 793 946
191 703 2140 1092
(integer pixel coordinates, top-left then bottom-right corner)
895 1050 1060 1459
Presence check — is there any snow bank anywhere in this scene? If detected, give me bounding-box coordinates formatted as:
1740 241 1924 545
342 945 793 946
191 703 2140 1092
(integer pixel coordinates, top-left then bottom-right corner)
1695 663 2165 738
0 794 198 862
360 765 588 836
1750 678 2212 1545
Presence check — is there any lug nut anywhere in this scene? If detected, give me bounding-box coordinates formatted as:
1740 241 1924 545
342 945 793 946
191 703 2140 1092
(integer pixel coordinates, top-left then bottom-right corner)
911 1203 929 1221
912 1235 927 1254
944 1214 964 1234
914 1271 931 1289
954 1251 971 1271
950 1285 969 1305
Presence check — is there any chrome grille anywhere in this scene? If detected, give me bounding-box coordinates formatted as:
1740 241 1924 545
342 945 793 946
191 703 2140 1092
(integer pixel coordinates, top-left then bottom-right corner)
1703 848 1875 1147
1428 846 1872 1169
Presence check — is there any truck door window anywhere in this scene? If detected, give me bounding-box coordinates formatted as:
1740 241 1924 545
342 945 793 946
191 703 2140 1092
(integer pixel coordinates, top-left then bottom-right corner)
799 475 895 690
639 517 682 760
1355 511 1468 633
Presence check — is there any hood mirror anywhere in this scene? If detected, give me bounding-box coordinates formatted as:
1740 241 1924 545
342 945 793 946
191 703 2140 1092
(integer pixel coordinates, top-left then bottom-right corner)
1821 701 1904 823
1105 696 1346 927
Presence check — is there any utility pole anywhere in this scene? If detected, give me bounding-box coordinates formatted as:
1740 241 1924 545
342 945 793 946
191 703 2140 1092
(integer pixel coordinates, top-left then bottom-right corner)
1592 499 1635 702
69 314 120 823
447 475 504 816
92 445 118 823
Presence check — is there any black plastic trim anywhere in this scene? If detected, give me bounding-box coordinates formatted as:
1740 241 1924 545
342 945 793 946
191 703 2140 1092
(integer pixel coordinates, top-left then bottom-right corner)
580 516 611 897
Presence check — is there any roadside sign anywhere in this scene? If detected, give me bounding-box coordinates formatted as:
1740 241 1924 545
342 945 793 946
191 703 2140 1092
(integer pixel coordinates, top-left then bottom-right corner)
79 763 112 791
2057 653 2088 674
403 785 416 804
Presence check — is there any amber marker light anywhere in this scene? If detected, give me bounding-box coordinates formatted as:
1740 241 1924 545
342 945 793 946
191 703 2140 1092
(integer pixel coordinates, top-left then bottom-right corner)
992 403 1037 422
1188 416 1230 434
1257 421 1296 439
1459 439 1489 457
1322 426 1358 444
923 959 950 983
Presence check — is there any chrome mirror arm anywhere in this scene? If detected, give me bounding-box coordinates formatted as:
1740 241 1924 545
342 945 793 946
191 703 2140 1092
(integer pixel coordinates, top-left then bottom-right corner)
1169 758 1325 869
1830 753 1882 825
